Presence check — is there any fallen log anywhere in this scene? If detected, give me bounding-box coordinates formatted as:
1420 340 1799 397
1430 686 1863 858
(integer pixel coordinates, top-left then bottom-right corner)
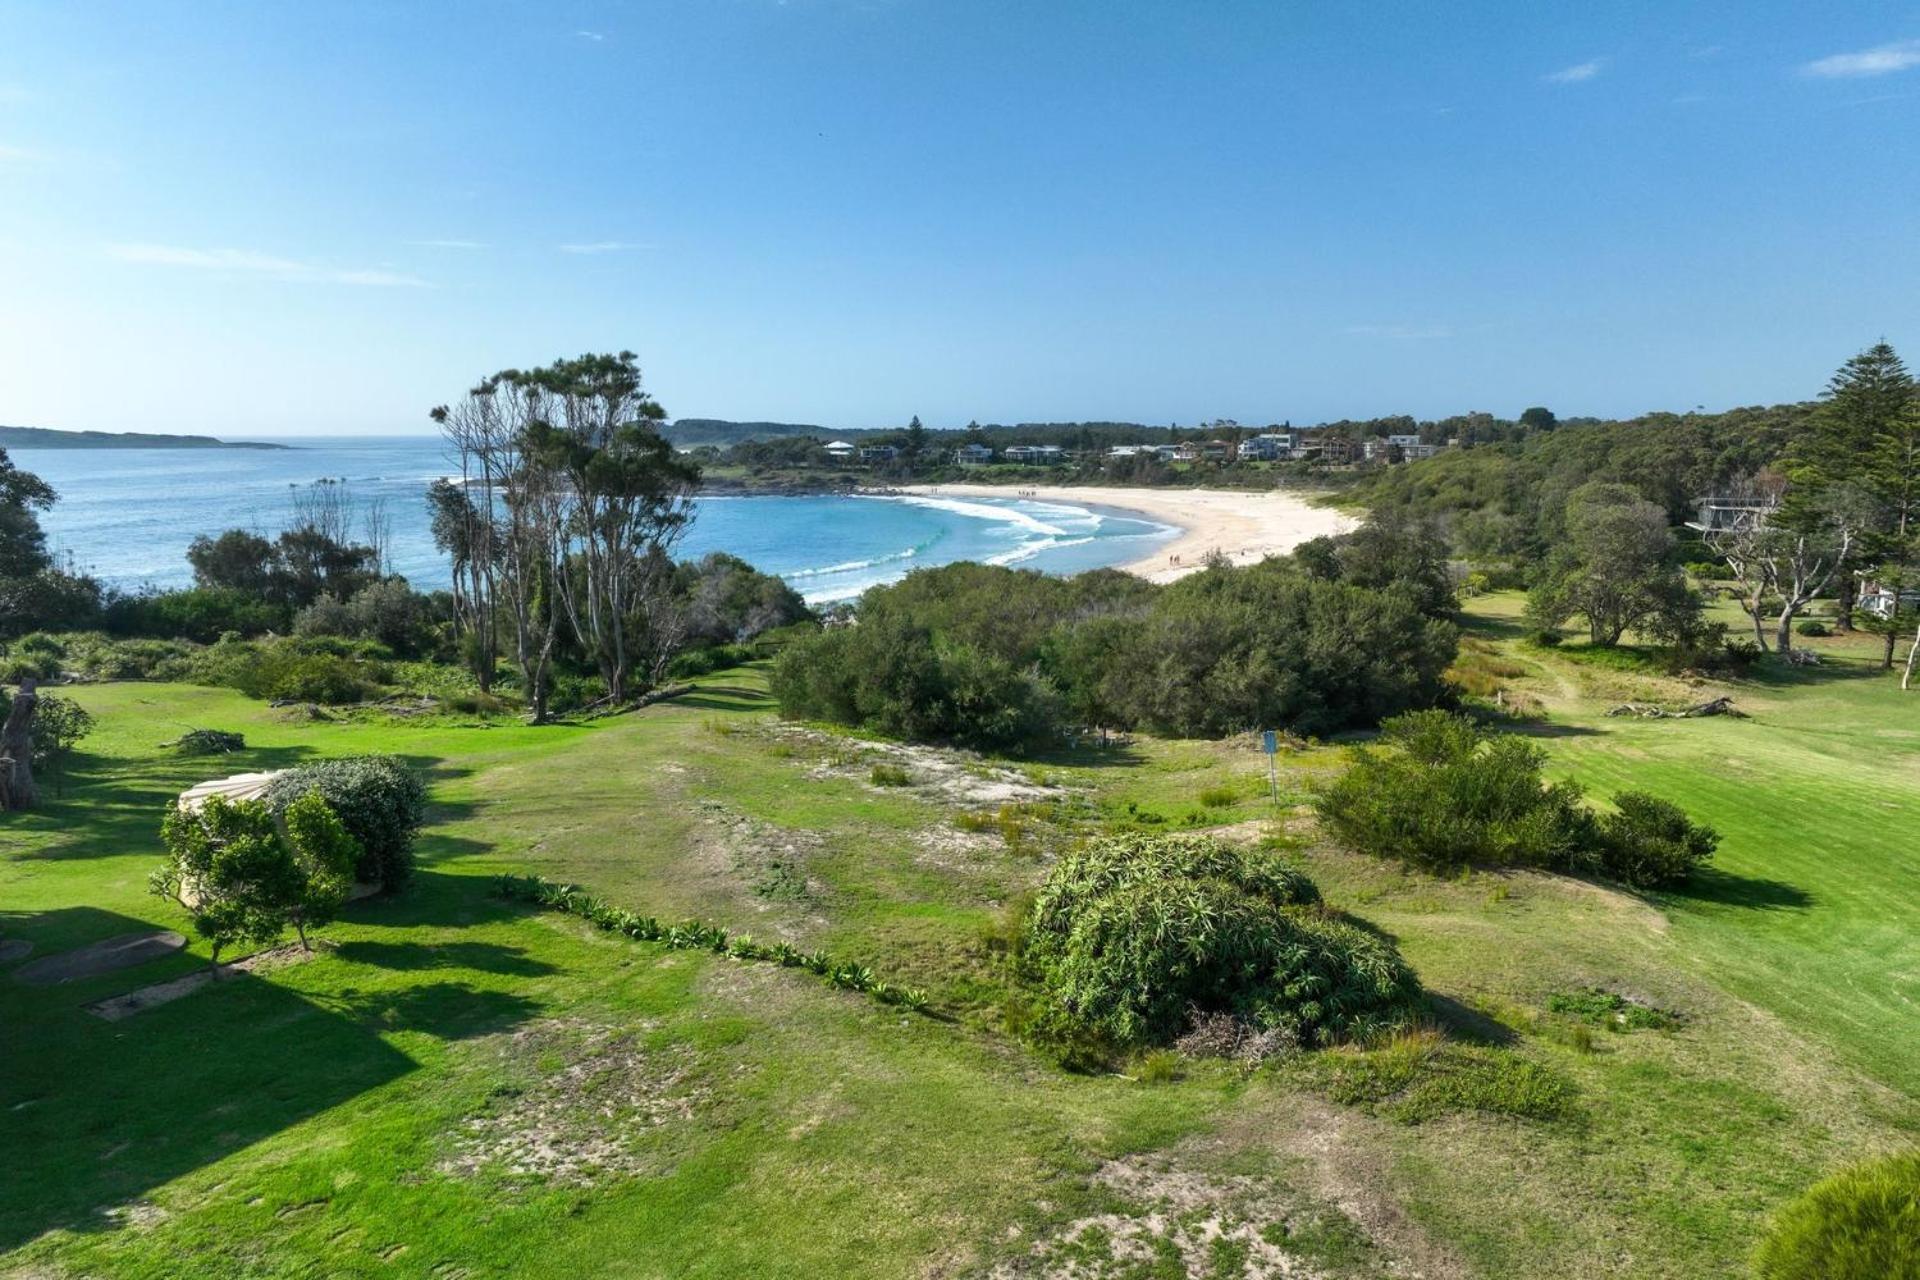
1605 696 1745 720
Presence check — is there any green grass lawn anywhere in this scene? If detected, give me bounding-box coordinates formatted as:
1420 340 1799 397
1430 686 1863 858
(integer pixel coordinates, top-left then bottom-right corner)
3 611 1917 1278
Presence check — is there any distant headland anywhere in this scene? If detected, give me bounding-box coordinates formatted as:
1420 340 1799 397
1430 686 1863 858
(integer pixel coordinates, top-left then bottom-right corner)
0 425 292 450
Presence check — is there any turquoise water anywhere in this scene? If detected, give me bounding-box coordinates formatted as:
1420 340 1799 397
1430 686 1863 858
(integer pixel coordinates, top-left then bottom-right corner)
17 437 1176 602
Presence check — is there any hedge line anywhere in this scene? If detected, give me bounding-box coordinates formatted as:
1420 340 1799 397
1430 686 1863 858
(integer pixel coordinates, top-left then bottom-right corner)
492 874 932 1014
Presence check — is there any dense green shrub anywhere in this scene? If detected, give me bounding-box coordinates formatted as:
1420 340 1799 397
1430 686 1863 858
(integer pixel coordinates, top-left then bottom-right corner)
772 551 1457 752
58 632 196 681
1796 619 1832 638
1753 1153 1920 1280
293 579 440 657
188 635 387 704
1020 833 1419 1054
1315 712 1715 887
1585 791 1718 888
772 609 1060 752
262 755 426 889
107 586 289 643
1314 711 1591 874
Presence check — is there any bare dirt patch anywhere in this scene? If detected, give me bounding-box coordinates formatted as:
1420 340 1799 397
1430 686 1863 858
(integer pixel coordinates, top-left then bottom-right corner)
694 799 829 921
990 1151 1383 1279
768 725 1067 808
84 942 324 1021
439 1018 714 1188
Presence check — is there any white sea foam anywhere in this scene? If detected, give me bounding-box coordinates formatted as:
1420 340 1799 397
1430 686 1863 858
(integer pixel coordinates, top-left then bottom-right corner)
785 546 921 579
876 494 1068 536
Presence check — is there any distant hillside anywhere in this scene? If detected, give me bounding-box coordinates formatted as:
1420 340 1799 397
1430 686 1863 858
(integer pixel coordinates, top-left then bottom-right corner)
0 425 290 450
665 419 830 446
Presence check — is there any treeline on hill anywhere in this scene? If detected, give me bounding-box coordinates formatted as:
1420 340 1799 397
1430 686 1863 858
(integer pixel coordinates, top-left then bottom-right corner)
1348 344 1920 674
772 515 1459 752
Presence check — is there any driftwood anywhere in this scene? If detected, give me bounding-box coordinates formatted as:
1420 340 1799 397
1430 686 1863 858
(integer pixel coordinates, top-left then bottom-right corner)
1606 696 1745 720
0 678 38 810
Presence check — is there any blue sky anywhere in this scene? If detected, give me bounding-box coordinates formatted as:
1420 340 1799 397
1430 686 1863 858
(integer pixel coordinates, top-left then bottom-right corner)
2 1 1918 436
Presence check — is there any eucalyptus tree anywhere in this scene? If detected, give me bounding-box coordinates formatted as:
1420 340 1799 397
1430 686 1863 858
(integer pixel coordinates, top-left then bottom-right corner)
433 351 699 718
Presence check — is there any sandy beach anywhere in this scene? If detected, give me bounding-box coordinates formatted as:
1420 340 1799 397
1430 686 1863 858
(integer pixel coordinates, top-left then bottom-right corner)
892 483 1358 582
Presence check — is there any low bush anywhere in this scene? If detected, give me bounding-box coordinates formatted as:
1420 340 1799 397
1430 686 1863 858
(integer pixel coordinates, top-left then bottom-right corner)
1752 1152 1920 1280
262 755 425 890
869 763 913 787
59 633 197 681
1796 619 1832 638
1019 833 1419 1057
1197 783 1240 808
1585 791 1718 889
1546 987 1679 1032
188 635 388 704
1314 711 1715 888
1314 711 1591 875
163 729 247 756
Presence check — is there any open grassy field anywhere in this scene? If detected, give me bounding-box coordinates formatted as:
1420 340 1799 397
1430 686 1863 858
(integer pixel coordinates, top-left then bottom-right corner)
3 594 1916 1278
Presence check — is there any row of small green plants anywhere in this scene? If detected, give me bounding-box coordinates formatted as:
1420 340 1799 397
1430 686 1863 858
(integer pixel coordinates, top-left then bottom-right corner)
491 874 932 1014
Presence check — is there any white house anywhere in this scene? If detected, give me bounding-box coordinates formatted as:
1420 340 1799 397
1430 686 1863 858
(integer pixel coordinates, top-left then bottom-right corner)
823 440 857 463
1237 434 1291 461
956 443 994 466
1004 444 1065 464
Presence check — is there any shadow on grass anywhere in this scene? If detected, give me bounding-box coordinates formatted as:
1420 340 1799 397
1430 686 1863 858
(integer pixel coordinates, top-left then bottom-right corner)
0 901 545 1253
669 685 774 712
333 938 559 978
1666 866 1812 912
1426 991 1520 1047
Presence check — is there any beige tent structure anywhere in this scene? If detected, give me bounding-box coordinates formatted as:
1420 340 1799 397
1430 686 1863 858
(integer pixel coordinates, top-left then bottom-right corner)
177 770 288 813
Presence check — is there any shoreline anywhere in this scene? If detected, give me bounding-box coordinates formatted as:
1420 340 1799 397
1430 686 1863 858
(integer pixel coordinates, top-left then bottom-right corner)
885 483 1357 582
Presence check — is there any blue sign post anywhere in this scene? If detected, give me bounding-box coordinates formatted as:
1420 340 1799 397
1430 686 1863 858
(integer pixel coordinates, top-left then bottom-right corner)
1262 730 1279 805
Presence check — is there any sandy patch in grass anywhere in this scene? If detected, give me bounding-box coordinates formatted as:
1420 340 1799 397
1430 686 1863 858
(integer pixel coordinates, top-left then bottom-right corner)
991 1151 1385 1279
84 942 324 1021
768 725 1066 808
439 1018 712 1188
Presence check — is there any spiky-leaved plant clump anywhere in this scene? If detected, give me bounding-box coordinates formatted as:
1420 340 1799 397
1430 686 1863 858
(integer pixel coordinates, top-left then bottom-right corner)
1020 833 1420 1055
1752 1152 1920 1280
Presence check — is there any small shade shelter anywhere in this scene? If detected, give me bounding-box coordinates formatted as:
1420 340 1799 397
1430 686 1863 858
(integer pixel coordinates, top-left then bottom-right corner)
177 770 289 813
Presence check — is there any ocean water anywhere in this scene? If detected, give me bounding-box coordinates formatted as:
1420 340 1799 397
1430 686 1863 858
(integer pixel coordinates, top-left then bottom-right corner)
17 436 1177 603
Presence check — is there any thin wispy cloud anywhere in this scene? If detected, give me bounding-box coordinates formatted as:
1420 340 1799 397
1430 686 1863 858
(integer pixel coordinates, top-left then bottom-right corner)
1689 44 1725 60
576 30 605 41
1543 58 1605 84
0 143 42 163
410 238 487 249
557 240 650 254
106 243 428 287
1803 40 1920 78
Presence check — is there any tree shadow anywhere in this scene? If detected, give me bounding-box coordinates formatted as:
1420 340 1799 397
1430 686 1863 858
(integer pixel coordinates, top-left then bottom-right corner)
1503 720 1604 739
332 939 558 978
1665 866 1813 912
1426 991 1519 1047
669 686 773 712
0 900 544 1253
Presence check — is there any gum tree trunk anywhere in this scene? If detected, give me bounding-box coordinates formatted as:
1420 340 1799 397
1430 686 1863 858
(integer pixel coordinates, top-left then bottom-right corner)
0 678 38 811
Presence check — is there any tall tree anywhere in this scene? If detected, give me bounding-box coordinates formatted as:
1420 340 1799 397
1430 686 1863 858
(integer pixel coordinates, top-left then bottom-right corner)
1793 343 1915 629
1526 482 1698 646
904 414 928 458
0 449 55 581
